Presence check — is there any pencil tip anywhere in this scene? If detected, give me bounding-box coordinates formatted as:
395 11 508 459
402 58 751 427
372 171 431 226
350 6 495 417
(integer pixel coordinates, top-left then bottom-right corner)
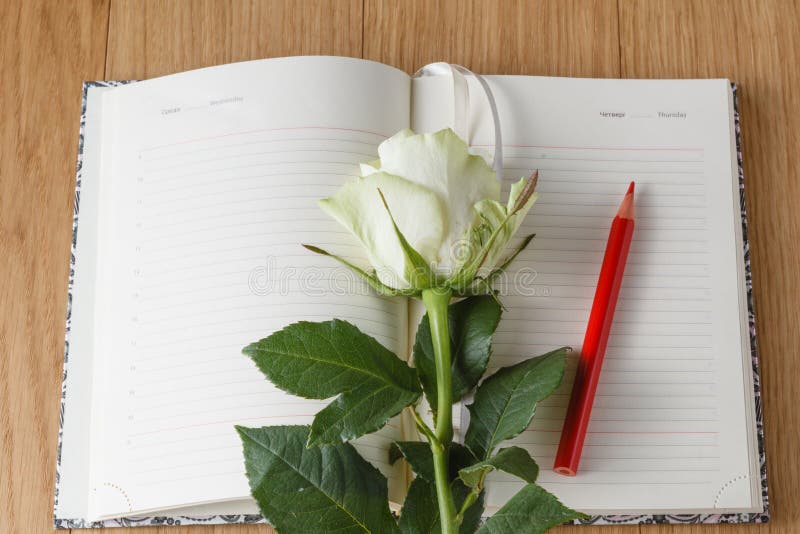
617 181 635 219
554 466 576 477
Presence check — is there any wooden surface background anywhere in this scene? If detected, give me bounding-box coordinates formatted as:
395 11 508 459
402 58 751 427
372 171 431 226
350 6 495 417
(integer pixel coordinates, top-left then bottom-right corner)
1 0 798 533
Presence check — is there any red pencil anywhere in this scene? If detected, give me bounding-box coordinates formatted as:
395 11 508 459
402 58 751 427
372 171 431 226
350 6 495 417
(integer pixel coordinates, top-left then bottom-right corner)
554 181 636 476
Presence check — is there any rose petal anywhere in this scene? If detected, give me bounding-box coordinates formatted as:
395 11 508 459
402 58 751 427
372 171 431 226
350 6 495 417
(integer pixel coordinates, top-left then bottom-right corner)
376 129 500 273
319 172 446 289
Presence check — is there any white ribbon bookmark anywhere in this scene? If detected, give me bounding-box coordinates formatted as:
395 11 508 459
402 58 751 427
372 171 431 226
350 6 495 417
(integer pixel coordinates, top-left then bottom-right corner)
412 63 506 441
413 62 504 180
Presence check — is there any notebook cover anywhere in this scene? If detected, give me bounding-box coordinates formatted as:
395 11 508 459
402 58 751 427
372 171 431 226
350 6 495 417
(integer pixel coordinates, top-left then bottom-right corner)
54 82 769 528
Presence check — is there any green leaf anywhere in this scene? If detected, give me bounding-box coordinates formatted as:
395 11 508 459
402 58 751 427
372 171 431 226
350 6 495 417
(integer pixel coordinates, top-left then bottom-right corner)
389 441 477 482
446 173 538 290
390 442 484 533
454 480 485 534
302 244 418 297
243 320 422 446
458 488 486 534
398 477 439 534
237 425 400 534
485 234 536 284
389 441 435 481
465 348 567 460
456 234 536 299
475 484 585 534
399 477 484 534
414 296 502 411
458 446 539 489
378 189 438 288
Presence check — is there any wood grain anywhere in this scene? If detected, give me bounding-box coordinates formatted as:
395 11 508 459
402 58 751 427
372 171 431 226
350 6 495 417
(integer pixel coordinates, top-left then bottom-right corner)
0 1 110 534
363 0 620 77
106 0 363 79
2 0 799 533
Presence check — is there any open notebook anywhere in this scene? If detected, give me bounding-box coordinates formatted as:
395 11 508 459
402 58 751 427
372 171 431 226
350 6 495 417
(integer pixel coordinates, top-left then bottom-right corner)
55 56 768 528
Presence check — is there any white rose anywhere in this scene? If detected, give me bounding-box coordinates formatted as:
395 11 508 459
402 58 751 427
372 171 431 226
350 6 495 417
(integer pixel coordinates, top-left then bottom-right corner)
314 128 538 294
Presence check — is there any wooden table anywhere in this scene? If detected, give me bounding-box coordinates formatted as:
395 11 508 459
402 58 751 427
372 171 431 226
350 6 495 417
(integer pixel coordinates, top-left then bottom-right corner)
2 1 798 533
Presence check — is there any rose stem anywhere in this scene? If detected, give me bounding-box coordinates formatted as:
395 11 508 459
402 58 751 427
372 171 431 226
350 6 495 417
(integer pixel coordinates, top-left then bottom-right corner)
422 287 458 534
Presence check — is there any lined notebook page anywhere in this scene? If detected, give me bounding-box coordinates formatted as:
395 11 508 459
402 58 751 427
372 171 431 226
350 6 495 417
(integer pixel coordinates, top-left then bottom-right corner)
88 58 412 519
413 76 757 513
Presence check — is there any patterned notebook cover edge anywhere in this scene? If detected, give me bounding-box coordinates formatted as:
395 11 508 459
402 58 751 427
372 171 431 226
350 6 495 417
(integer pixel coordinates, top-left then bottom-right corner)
54 81 769 529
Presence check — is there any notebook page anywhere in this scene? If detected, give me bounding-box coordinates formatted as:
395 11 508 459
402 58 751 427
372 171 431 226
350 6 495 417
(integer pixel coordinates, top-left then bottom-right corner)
56 84 115 522
88 57 411 519
412 76 757 513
